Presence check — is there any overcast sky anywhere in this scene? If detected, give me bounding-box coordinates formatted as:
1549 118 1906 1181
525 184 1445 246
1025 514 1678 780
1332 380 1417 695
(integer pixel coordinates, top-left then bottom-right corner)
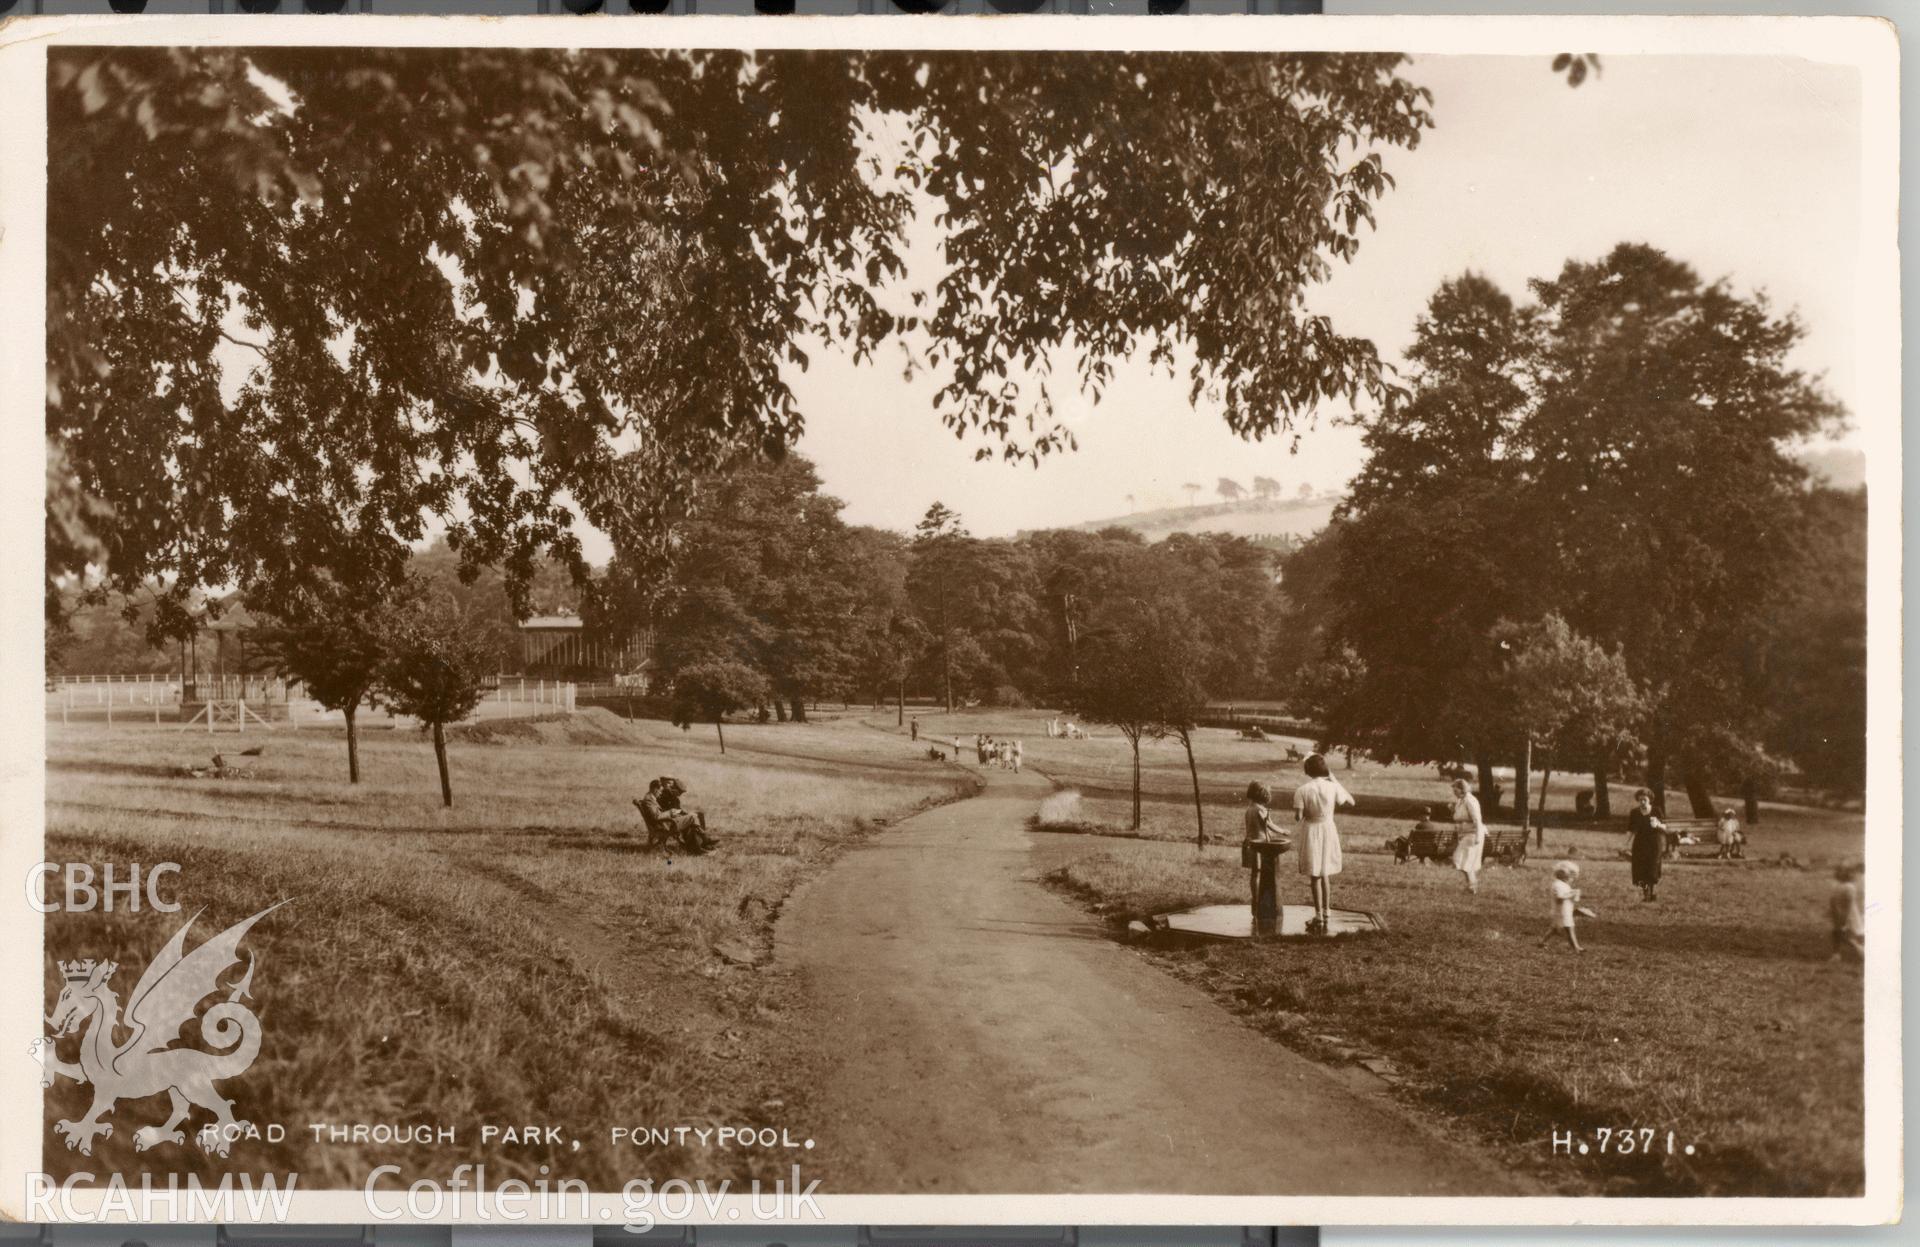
749 52 1864 549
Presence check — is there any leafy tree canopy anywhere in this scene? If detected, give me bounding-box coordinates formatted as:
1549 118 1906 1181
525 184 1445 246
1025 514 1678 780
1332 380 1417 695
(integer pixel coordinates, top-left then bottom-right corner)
50 47 1432 638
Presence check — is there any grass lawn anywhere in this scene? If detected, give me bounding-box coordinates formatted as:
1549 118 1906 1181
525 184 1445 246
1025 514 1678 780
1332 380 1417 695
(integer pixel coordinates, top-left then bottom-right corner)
42 709 972 1188
900 707 1867 1198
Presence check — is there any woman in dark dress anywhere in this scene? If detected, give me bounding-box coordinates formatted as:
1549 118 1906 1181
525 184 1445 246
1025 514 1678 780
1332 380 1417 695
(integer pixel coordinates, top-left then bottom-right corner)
1627 787 1666 902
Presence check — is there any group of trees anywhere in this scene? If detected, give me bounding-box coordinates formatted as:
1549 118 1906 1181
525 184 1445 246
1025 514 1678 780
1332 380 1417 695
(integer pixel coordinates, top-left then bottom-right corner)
259 580 497 808
643 456 1290 739
1280 243 1866 815
1217 477 1314 503
630 453 1291 843
48 46 1432 662
43 48 1865 824
43 45 1438 823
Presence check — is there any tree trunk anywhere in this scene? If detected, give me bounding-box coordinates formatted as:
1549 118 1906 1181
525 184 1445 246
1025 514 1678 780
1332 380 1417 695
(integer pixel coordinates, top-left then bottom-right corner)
1591 761 1612 819
1743 778 1761 826
1681 760 1716 818
432 721 452 808
1536 761 1551 848
897 678 904 726
344 702 361 785
1647 746 1668 817
774 699 788 723
1475 753 1498 814
941 629 954 715
1130 733 1142 831
715 719 726 754
1515 739 1532 837
1182 730 1205 849
790 696 807 723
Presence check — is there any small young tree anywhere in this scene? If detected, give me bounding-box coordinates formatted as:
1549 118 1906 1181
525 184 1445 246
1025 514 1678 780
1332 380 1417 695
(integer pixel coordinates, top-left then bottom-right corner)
671 660 770 754
379 601 497 808
1134 605 1215 849
1182 482 1202 508
1493 614 1643 845
1063 631 1161 831
1064 601 1210 838
256 578 409 784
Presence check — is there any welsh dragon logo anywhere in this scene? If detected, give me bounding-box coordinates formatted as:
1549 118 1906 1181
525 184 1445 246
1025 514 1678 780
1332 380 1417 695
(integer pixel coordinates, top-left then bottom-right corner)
37 903 283 1159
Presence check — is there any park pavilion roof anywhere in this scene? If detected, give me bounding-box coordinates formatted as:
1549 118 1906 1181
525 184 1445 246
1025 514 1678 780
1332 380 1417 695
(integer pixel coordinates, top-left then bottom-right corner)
519 615 586 632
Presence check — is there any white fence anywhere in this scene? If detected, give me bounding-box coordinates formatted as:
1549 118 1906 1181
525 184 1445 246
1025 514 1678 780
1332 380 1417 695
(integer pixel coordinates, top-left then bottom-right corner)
48 674 576 727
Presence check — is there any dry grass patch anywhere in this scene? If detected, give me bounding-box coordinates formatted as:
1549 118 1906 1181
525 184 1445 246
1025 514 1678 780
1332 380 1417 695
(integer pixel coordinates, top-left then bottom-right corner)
42 714 971 1187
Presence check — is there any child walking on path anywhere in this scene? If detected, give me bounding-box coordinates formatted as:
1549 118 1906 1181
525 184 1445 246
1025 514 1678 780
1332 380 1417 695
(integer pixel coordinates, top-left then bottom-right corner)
1541 860 1588 952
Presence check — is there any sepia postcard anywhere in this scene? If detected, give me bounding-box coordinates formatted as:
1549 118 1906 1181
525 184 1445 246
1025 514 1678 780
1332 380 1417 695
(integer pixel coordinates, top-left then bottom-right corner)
0 11 1901 1230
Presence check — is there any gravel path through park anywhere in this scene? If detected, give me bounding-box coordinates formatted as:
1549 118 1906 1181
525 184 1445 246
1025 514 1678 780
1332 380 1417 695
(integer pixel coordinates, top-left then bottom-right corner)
775 757 1526 1196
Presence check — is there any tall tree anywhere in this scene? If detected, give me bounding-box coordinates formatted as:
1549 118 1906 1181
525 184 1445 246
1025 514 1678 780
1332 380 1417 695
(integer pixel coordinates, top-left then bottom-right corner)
652 456 865 721
1331 272 1538 802
1525 244 1844 813
1763 486 1867 795
1217 478 1247 502
1328 249 1845 816
907 503 970 714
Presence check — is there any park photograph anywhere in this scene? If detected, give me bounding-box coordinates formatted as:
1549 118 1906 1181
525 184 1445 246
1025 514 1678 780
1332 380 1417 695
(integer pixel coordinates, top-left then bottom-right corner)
4 14 1901 1227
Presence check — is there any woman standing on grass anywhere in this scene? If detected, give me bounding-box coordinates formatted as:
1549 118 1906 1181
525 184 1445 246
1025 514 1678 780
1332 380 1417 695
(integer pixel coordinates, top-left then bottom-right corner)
1448 778 1488 894
1293 753 1355 935
1627 787 1666 902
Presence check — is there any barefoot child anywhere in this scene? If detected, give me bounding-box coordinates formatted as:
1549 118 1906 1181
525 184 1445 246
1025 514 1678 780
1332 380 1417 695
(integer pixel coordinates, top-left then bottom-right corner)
1540 860 1588 952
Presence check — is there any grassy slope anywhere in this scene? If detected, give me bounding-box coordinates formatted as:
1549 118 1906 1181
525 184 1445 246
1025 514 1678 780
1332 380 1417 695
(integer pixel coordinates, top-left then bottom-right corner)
42 710 971 1188
913 708 1866 1198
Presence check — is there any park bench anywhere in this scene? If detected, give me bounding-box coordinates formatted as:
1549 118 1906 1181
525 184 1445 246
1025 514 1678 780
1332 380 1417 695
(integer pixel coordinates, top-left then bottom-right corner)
1659 818 1719 859
1483 827 1529 866
1611 817 1731 862
1389 823 1529 866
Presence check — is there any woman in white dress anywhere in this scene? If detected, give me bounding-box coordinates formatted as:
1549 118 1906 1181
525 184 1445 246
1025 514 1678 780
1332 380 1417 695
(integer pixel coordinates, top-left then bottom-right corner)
1293 753 1356 934
1449 778 1487 894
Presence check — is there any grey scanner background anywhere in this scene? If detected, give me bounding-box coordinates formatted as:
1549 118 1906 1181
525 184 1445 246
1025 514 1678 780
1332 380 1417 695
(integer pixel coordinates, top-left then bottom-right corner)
0 1 1906 1243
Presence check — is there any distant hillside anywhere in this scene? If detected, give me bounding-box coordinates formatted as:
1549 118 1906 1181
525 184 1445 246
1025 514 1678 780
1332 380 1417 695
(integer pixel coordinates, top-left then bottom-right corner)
1047 495 1341 544
1799 446 1866 491
1041 444 1857 545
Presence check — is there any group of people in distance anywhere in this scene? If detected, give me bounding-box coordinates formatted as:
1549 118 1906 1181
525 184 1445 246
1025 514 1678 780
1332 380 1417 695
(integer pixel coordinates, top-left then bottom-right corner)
975 734 1021 771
